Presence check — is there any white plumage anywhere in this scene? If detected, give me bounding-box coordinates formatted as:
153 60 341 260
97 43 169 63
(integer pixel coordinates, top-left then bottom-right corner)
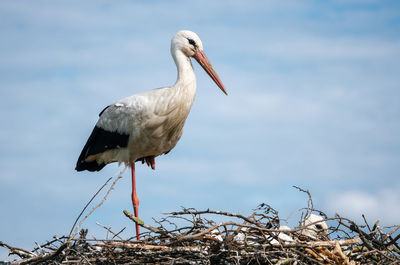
76 30 226 171
300 214 329 240
76 30 227 240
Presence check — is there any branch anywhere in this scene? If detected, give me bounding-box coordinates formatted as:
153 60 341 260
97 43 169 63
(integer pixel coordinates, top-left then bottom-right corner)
0 241 35 259
96 222 123 240
68 176 113 237
70 166 127 239
167 209 261 227
123 209 162 234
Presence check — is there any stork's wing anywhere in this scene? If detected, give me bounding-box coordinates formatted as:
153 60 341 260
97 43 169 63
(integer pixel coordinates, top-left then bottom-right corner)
75 104 134 172
75 89 174 172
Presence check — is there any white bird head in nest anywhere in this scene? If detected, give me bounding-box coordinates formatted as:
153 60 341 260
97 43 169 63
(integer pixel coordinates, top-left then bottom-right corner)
171 30 227 95
300 214 330 240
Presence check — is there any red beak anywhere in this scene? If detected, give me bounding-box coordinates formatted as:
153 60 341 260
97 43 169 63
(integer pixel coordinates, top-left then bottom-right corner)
193 50 228 95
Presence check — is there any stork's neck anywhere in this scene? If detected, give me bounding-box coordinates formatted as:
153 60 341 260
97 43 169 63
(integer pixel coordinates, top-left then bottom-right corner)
172 49 196 90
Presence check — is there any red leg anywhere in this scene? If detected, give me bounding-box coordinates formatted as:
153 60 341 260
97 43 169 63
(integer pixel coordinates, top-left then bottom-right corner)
131 162 140 240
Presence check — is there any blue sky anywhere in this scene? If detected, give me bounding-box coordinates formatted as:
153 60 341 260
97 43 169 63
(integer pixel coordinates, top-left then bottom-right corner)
1 0 400 260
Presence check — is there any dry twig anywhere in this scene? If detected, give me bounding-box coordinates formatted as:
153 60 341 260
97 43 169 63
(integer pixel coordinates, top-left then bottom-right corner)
2 186 399 264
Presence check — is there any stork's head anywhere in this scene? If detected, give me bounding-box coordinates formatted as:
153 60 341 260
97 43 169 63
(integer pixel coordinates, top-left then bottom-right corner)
300 214 329 240
172 30 203 57
171 30 227 95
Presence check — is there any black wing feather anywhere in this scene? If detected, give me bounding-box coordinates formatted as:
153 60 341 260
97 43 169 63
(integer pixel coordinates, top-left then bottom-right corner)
75 124 130 172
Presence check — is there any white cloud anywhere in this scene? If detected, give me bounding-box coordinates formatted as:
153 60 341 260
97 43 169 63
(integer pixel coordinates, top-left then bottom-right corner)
324 189 400 225
213 90 324 122
261 37 400 62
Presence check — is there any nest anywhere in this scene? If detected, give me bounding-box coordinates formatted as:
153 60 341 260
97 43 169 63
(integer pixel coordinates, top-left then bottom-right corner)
1 181 399 264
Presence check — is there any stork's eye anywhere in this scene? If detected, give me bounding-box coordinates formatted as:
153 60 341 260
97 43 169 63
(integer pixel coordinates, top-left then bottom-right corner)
187 38 196 47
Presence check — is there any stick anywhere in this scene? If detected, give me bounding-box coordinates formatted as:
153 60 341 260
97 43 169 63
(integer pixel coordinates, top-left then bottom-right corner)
96 222 123 240
94 242 203 252
123 209 161 233
167 209 261 227
384 225 400 243
70 166 127 239
0 241 36 259
19 243 68 265
68 176 113 237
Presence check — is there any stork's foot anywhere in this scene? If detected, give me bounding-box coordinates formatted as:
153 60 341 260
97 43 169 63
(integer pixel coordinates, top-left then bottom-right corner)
139 156 156 170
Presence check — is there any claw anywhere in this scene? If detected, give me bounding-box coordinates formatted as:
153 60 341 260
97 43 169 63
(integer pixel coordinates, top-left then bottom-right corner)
137 156 156 169
142 156 156 170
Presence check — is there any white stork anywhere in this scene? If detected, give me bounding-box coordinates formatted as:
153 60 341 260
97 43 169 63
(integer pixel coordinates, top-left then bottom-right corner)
75 30 227 240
